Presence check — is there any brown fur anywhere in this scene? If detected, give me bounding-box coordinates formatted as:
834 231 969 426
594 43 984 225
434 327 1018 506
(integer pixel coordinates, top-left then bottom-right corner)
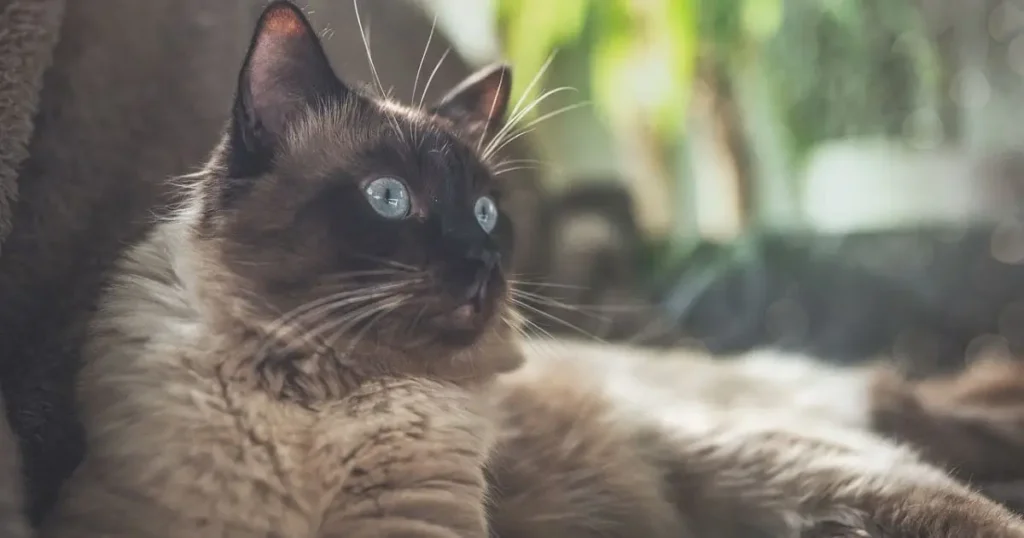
483 341 1024 538
40 121 518 537
871 358 1024 513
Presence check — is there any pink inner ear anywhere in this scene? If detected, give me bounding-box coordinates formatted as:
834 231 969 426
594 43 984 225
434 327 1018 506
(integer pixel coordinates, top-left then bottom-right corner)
262 4 307 38
248 6 311 114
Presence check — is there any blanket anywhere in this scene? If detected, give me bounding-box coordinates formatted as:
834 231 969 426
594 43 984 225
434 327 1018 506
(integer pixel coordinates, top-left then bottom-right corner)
0 0 64 251
0 0 64 533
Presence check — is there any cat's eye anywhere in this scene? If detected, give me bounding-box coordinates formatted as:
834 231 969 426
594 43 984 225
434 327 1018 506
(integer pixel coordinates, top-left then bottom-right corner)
364 177 411 219
474 195 498 233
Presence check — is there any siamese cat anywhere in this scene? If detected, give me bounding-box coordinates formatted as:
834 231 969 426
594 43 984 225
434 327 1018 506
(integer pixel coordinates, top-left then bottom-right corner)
39 2 1024 537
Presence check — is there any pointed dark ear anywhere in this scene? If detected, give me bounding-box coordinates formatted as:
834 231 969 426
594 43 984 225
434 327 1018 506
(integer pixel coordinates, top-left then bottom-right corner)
430 63 512 140
229 1 344 172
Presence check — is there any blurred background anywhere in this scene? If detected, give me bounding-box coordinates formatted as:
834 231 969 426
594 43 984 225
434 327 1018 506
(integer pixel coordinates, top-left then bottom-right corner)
374 0 1024 378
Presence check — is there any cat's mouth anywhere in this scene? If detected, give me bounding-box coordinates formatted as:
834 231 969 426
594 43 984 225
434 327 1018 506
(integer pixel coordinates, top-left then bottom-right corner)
425 269 503 343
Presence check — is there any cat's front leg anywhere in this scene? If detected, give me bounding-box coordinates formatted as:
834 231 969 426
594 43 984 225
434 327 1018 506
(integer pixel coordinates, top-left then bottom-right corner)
319 381 493 538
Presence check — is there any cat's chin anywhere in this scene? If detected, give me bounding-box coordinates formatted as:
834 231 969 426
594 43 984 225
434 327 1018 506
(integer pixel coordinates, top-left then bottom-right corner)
426 316 492 348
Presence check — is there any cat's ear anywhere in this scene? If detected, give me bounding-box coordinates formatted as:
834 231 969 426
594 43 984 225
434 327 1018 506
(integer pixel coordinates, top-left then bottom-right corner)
230 1 344 165
430 63 512 140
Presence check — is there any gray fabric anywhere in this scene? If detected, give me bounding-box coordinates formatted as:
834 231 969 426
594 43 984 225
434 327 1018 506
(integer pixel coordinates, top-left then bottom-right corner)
0 0 64 251
0 397 28 538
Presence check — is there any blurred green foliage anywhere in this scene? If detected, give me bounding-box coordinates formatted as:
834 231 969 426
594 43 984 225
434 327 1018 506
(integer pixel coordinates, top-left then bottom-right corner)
763 0 940 160
495 0 940 160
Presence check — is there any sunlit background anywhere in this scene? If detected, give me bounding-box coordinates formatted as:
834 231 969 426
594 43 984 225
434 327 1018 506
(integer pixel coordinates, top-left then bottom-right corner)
397 0 1024 376
418 0 1024 235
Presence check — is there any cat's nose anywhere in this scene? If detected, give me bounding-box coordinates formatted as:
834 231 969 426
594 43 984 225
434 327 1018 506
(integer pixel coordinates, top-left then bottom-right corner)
458 249 500 311
467 248 499 272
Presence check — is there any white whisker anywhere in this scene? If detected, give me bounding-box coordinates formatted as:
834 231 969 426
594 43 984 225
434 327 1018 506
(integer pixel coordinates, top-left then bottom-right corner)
484 88 581 160
419 47 451 110
412 13 438 104
477 67 509 152
509 297 605 344
485 101 589 160
484 54 558 154
505 53 557 125
352 0 386 98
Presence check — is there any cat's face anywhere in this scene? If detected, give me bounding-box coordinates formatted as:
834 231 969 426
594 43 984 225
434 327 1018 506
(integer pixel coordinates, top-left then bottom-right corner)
197 1 516 356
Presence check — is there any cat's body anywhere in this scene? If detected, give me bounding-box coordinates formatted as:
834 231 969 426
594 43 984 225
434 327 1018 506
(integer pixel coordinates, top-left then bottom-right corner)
486 340 1024 538
41 219 502 537
45 3 521 536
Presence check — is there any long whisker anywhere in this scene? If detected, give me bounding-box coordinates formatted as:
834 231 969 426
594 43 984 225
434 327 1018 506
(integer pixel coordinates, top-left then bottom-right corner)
312 293 412 350
504 53 557 128
352 0 410 146
501 87 579 139
511 288 642 313
262 287 412 356
477 67 509 152
352 0 386 98
484 55 560 157
350 253 421 273
419 47 451 109
492 158 547 170
278 296 394 358
313 269 414 286
262 278 419 341
511 290 613 326
483 100 589 159
339 296 408 356
509 297 605 343
282 284 419 340
412 13 438 104
506 308 566 360
507 279 590 291
493 165 539 177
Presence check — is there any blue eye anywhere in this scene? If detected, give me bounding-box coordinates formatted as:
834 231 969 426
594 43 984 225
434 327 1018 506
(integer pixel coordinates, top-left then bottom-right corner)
474 195 498 233
364 177 411 219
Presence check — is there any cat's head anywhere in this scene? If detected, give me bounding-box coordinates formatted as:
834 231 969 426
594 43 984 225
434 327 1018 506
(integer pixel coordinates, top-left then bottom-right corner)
187 1 522 379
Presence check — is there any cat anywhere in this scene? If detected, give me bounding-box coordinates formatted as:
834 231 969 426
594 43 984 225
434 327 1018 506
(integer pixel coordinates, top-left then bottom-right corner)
0 0 546 524
38 2 1024 537
40 2 523 536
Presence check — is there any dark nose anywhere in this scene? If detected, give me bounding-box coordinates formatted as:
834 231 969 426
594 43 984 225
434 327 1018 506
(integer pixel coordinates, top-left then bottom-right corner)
463 248 500 309
468 247 499 272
